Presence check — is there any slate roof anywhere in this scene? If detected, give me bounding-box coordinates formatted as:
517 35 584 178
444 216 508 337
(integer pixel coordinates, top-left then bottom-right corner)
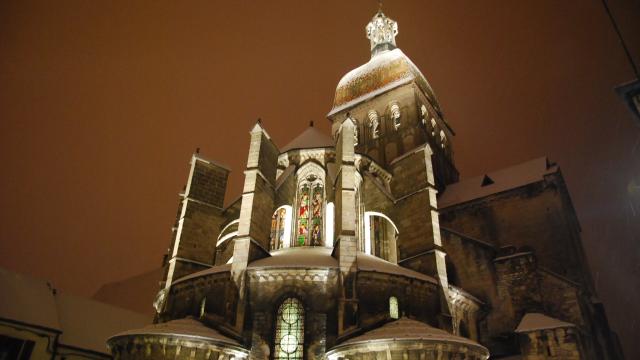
337 317 484 349
515 313 575 333
438 157 558 209
280 126 334 152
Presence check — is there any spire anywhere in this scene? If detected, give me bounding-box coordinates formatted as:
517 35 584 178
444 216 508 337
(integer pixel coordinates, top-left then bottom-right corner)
366 8 398 57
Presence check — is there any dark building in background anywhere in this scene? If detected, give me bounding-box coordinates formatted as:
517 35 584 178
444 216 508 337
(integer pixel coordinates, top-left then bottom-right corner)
106 10 623 360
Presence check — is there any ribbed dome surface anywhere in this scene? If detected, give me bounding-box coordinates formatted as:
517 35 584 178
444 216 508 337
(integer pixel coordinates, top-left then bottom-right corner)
110 317 243 347
339 318 482 348
329 49 438 116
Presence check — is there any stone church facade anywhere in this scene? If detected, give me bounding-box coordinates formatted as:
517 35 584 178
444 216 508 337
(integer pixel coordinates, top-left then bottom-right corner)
108 10 623 360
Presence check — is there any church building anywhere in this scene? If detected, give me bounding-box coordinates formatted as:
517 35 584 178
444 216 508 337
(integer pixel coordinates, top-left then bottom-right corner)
107 9 623 360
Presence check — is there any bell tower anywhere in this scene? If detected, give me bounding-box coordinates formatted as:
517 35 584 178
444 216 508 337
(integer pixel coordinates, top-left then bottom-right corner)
327 10 458 190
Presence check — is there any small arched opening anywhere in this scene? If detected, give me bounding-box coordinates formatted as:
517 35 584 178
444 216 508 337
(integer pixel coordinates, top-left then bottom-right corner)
364 212 399 263
270 205 293 250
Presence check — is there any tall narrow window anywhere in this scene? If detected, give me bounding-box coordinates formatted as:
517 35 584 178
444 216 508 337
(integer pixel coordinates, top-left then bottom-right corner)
274 298 304 360
296 178 324 247
271 207 288 250
390 103 401 130
389 296 399 319
310 184 323 246
368 110 380 139
296 184 311 246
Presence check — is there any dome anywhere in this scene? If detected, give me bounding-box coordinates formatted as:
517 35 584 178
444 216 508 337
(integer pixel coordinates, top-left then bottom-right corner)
108 317 249 358
328 318 489 359
328 48 440 116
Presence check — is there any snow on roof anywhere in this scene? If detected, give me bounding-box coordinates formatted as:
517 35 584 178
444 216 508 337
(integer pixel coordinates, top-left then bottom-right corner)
0 267 61 331
0 267 149 354
357 253 437 284
337 318 484 349
172 263 232 285
246 248 437 284
280 126 334 152
515 313 575 333
248 247 338 269
56 292 150 354
110 317 244 348
329 49 437 116
438 157 558 209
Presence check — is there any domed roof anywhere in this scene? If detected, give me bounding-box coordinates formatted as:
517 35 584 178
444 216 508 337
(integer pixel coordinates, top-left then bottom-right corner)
335 317 486 350
109 317 245 349
328 48 439 116
280 125 334 152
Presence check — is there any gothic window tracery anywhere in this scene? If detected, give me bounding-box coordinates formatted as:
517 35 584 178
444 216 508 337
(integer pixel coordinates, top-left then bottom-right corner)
274 298 304 360
296 174 324 247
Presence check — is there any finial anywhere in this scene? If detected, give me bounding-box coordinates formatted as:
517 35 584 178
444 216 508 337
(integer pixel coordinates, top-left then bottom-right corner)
195 147 200 154
378 0 383 12
309 120 314 127
366 8 398 57
256 117 262 124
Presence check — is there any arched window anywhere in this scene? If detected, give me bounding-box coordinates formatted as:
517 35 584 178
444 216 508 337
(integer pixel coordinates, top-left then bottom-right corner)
420 105 428 127
389 296 399 319
274 298 304 360
390 103 401 130
270 206 292 250
368 110 380 139
439 130 447 148
430 118 437 137
296 177 324 247
200 297 206 318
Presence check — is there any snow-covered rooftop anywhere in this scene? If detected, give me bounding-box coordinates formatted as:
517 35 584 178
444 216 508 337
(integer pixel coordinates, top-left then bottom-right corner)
0 267 150 354
110 317 244 348
280 126 334 152
249 247 338 269
438 157 558 209
56 292 151 353
337 317 484 348
0 267 61 331
515 313 575 333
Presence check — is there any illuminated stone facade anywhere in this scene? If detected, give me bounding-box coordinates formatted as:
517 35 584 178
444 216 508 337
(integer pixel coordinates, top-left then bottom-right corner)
107 10 623 360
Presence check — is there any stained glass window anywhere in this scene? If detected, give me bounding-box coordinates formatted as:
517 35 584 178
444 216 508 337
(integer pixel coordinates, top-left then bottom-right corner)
296 184 310 246
296 180 324 247
274 298 304 360
270 207 288 250
389 296 399 319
